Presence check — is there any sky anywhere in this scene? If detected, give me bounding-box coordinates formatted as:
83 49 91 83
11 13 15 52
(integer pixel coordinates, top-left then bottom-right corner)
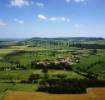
0 0 105 38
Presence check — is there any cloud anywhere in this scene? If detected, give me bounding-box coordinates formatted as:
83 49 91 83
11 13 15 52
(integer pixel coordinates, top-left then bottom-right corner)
0 20 7 27
65 0 71 3
49 17 57 21
65 0 87 3
36 2 44 8
37 14 70 22
14 19 24 24
49 17 70 22
10 0 32 8
53 17 70 22
37 14 47 20
74 0 85 3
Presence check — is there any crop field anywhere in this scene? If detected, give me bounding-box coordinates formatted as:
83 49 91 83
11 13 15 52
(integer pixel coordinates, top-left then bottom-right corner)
3 88 105 100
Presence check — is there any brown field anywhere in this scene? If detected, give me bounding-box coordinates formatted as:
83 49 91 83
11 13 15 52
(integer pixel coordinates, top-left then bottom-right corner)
3 88 105 100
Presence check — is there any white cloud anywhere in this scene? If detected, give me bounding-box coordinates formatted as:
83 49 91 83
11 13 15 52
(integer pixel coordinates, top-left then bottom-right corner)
65 0 71 3
74 0 85 3
60 17 66 21
37 14 47 20
37 14 70 22
14 19 24 24
10 0 32 8
65 0 87 3
0 20 7 27
36 2 44 8
49 17 57 21
50 17 70 22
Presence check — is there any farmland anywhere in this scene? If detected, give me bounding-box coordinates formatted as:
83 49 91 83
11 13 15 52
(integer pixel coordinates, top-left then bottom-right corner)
0 37 105 99
3 88 105 100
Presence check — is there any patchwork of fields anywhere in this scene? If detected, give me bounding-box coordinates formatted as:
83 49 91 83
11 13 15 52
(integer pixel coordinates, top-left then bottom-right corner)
0 38 105 99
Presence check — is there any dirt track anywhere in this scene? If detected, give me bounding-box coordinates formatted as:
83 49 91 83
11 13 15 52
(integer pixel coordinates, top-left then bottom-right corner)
3 88 105 100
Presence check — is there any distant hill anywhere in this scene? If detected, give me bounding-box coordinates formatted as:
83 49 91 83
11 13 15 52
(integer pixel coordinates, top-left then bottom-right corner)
17 37 104 45
0 37 105 46
25 37 105 41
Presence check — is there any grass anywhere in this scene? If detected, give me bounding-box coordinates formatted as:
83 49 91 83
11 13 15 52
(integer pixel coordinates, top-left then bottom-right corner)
0 49 17 56
48 70 85 79
74 52 105 79
0 69 85 81
0 70 42 80
0 83 37 95
0 83 38 100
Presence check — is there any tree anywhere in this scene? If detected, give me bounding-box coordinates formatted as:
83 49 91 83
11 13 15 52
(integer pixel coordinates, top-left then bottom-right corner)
56 74 67 79
90 49 97 55
42 65 49 81
28 74 40 83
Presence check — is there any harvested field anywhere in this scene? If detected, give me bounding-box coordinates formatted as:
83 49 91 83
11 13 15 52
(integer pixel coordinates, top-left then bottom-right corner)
87 88 105 100
3 88 105 100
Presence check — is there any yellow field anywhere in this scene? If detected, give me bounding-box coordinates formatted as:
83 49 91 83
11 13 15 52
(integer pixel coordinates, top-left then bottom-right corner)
3 88 105 100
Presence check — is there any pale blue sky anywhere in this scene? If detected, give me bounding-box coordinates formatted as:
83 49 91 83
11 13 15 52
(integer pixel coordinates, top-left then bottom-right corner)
0 0 105 38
